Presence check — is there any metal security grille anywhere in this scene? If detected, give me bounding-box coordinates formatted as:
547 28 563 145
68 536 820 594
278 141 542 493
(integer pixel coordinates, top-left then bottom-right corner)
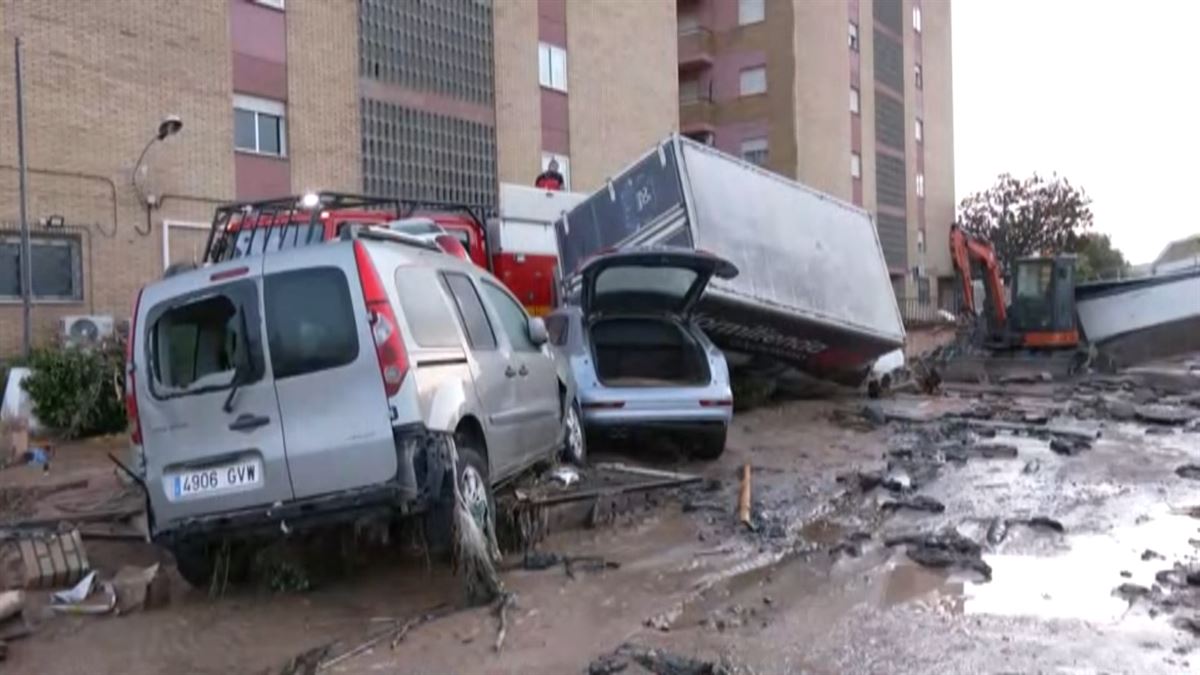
875 152 907 210
874 93 906 151
361 98 496 205
873 0 903 33
873 30 904 92
359 0 494 105
876 211 908 270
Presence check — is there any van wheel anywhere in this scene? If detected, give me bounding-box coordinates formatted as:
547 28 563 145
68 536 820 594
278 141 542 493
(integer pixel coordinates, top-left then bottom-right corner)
171 542 214 588
561 399 587 466
689 427 728 460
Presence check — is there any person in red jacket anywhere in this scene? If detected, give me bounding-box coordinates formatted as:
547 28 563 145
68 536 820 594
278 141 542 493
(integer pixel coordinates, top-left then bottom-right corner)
534 158 564 191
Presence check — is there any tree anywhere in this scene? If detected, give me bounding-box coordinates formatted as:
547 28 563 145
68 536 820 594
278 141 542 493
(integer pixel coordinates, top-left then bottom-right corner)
1072 232 1129 281
955 173 1094 274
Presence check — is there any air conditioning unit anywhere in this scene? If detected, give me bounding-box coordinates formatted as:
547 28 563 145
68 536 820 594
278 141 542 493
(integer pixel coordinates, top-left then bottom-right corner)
61 315 116 346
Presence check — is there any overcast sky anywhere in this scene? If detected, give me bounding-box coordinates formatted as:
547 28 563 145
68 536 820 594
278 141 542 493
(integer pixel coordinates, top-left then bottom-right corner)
952 0 1200 264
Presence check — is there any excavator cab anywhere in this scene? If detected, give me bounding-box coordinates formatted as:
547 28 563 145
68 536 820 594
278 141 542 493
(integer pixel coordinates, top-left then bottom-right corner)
1007 256 1079 348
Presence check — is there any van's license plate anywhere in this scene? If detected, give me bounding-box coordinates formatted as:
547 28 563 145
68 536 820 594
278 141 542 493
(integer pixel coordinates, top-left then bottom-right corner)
171 460 262 498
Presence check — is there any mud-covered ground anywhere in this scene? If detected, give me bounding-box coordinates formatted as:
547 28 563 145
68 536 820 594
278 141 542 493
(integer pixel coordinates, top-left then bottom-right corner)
4 364 1199 675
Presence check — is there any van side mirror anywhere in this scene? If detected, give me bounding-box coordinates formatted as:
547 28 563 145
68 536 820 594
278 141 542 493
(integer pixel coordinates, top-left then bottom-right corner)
527 317 548 346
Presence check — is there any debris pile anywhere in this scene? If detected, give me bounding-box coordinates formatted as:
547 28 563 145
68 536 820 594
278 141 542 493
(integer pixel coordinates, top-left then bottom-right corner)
587 643 739 675
885 529 993 580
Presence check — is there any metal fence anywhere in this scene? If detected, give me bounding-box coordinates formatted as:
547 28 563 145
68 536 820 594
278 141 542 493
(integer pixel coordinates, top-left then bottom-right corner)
897 296 956 327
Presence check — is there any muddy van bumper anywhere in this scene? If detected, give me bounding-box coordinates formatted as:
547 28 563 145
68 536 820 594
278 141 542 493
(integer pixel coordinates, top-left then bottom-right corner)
152 424 451 546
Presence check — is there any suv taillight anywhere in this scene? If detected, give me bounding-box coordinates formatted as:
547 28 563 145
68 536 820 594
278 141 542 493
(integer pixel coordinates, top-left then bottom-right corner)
125 289 144 445
353 241 409 397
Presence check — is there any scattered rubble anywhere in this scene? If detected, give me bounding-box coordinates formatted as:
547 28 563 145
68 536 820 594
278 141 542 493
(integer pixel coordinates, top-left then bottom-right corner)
880 495 946 514
885 529 992 580
1135 404 1196 426
588 643 736 675
1176 465 1200 480
0 528 89 589
518 551 620 579
1049 437 1092 456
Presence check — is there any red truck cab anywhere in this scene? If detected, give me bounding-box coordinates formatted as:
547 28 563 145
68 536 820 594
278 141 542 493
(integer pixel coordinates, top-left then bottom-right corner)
201 189 583 318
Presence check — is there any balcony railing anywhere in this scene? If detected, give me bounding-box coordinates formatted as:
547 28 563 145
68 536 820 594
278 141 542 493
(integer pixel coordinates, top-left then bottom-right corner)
678 27 715 72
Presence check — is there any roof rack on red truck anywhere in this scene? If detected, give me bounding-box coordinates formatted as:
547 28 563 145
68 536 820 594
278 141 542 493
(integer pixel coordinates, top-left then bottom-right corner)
201 191 490 264
195 188 585 318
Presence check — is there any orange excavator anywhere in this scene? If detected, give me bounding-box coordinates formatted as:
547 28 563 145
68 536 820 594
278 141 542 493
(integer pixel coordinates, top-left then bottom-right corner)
949 224 1080 351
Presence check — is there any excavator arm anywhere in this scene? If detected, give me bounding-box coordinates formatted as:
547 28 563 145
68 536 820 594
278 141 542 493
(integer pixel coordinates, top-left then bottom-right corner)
949 225 1008 326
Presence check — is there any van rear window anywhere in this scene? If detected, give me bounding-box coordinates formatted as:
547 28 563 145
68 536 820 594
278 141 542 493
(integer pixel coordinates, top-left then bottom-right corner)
263 267 358 378
152 295 243 391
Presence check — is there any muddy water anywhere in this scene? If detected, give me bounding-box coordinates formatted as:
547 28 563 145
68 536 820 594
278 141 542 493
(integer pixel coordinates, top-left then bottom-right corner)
9 396 1199 674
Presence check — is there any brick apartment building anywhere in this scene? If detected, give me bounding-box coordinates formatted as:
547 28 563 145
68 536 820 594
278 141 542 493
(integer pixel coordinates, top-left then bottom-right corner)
0 0 678 356
677 0 955 310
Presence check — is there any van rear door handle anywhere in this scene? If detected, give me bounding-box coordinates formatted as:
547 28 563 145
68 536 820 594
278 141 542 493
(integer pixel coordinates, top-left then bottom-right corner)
229 413 270 432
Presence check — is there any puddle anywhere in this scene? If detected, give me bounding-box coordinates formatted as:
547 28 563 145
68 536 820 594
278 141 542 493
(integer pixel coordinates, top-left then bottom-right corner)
882 508 1200 623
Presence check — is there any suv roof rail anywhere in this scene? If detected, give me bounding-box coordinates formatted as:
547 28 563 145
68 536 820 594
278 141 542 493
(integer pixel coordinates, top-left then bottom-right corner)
201 191 495 265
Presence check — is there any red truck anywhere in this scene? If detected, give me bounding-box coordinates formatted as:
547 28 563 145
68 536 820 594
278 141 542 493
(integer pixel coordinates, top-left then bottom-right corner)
196 186 584 317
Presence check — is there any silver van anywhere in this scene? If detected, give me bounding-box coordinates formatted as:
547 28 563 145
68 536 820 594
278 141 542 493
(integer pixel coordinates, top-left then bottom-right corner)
126 228 574 584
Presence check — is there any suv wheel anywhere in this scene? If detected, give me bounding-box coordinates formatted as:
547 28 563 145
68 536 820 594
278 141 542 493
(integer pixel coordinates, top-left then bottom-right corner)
690 426 728 460
425 435 499 558
457 448 491 533
561 399 587 465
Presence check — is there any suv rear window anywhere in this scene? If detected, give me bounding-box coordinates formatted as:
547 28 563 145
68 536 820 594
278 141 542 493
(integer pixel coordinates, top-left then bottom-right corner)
264 267 358 378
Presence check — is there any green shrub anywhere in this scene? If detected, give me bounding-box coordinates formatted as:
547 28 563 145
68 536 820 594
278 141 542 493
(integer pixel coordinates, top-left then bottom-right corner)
21 337 127 438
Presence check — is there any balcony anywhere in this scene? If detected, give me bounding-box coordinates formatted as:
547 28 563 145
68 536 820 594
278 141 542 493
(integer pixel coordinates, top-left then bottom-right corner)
679 80 716 133
678 27 715 74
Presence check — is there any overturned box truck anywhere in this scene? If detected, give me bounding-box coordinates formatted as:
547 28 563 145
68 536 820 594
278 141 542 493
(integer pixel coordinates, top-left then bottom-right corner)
554 135 905 392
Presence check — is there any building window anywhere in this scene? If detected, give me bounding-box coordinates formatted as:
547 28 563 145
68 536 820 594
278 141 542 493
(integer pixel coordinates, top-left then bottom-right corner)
739 66 767 96
740 138 768 166
850 152 862 179
0 232 84 302
912 5 923 33
914 63 923 90
915 117 924 143
538 42 568 92
917 277 930 304
850 87 860 114
849 22 859 51
916 172 925 198
234 94 287 157
541 152 570 190
738 0 765 25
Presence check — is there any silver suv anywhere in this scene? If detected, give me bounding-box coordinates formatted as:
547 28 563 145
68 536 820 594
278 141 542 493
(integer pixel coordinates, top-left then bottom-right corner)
127 228 573 584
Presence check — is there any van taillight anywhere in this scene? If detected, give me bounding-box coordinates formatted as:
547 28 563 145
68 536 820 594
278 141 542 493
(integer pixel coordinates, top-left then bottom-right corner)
353 241 408 397
125 288 144 445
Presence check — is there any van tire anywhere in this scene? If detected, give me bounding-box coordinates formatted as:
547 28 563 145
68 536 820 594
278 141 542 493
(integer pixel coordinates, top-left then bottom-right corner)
171 542 215 588
690 426 728 460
